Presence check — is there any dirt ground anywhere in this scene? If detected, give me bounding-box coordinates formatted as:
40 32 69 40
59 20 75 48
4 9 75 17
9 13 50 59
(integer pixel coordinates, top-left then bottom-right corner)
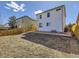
0 33 79 58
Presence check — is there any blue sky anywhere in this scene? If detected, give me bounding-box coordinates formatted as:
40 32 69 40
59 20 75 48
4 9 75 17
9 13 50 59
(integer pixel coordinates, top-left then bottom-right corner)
0 1 79 25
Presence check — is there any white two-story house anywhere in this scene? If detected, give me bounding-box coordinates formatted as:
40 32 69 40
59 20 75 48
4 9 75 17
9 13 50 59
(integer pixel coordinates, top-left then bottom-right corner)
36 5 66 32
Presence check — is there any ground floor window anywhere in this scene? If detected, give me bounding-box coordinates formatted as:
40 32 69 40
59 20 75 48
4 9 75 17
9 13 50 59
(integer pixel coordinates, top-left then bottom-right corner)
39 23 42 27
46 22 50 26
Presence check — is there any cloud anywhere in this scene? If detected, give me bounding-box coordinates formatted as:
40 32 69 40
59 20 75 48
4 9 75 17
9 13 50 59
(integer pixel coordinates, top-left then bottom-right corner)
34 10 43 14
5 1 25 12
4 6 11 10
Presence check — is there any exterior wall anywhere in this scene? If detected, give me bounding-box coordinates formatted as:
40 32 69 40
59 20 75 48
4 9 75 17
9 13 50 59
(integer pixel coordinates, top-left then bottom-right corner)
62 6 66 32
36 6 66 32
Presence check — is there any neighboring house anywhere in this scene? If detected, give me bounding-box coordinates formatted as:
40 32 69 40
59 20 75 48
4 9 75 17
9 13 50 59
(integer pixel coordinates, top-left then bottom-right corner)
0 25 7 30
36 5 66 32
16 16 37 31
0 25 4 30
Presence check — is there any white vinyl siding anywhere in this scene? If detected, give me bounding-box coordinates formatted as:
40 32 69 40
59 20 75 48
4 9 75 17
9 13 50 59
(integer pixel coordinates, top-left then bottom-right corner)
36 6 66 32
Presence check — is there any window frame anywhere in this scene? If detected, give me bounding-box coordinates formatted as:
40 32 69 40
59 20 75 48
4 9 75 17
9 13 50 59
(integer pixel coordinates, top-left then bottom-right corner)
39 15 42 19
39 23 42 27
46 22 50 26
47 12 50 17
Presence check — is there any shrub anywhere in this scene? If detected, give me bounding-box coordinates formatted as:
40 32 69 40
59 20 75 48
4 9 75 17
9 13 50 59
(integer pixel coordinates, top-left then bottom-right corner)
30 24 37 31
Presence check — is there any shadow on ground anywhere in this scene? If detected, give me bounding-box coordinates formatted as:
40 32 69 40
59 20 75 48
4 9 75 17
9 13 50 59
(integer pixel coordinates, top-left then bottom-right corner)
21 32 79 55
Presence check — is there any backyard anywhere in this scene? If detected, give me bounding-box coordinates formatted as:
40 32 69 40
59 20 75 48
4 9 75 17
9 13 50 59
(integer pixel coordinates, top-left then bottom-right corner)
0 32 79 58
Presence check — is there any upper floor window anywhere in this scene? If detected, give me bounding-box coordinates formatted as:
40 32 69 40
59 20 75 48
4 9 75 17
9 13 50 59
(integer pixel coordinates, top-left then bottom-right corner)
47 12 50 17
56 8 61 11
40 15 42 19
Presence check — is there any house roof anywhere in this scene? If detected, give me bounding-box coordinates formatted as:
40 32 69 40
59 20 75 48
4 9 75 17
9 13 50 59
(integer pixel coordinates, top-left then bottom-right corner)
36 5 66 17
16 16 37 21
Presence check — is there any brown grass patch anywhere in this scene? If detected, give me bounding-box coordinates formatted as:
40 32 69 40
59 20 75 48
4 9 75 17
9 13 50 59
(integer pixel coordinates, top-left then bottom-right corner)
0 28 23 36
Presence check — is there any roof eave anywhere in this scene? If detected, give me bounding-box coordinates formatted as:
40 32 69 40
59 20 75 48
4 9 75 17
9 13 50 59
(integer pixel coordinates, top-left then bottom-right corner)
36 5 65 15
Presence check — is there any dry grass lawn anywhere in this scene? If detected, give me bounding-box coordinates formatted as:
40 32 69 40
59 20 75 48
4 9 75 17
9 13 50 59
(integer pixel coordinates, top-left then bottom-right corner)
0 28 23 36
0 33 79 58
